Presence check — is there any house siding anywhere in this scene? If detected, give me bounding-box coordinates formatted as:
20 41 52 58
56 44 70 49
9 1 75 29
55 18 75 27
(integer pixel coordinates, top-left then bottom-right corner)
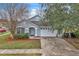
16 15 58 37
17 20 39 36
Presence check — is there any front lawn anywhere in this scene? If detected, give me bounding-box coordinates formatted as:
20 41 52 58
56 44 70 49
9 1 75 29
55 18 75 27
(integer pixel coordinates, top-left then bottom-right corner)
0 39 41 49
0 32 41 49
0 31 11 43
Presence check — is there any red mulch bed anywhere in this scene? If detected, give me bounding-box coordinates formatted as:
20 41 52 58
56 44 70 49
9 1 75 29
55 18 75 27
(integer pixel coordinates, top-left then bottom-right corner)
6 38 40 46
64 38 79 49
7 37 40 42
6 36 40 45
7 38 40 41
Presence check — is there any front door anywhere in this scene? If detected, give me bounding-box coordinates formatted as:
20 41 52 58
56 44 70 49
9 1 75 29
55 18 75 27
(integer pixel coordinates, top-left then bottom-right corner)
29 27 35 36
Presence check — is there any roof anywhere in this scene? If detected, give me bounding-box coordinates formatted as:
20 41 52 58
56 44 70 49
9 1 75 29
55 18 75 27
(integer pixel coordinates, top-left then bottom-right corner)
31 21 50 26
0 19 8 23
18 15 41 23
18 15 50 26
29 15 41 20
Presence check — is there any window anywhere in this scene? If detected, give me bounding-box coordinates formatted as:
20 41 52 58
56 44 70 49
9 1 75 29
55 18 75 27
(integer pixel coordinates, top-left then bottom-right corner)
17 27 25 34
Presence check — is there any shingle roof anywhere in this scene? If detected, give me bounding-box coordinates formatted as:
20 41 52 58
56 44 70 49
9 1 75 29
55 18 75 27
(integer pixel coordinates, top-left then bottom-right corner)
18 15 41 23
18 15 50 26
31 21 49 26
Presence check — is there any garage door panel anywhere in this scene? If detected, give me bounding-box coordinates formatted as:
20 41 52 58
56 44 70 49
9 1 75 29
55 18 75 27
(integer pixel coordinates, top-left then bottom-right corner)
41 29 57 37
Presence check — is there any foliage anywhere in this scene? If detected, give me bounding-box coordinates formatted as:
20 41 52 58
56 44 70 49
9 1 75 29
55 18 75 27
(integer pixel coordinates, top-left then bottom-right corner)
74 30 79 38
62 32 76 38
15 33 29 39
41 3 79 37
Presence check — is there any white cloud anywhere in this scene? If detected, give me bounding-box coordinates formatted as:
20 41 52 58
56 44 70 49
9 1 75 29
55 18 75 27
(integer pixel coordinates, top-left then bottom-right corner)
30 9 38 16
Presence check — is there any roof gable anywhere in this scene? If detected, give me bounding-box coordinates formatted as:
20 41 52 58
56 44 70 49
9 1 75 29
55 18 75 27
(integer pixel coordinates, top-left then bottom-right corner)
28 15 41 21
18 15 41 23
18 15 50 26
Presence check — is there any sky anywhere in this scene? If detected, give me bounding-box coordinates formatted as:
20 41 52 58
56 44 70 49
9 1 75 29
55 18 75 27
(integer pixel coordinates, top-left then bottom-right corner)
0 3 41 16
28 3 40 10
28 3 41 16
0 3 40 9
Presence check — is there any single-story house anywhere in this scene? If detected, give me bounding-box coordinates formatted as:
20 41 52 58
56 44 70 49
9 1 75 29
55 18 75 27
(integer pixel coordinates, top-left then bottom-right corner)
16 15 58 37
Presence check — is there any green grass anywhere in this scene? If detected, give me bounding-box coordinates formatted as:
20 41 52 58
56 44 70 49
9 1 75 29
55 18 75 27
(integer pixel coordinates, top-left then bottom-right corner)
0 39 41 49
0 32 41 49
0 53 41 56
0 32 10 35
0 31 11 43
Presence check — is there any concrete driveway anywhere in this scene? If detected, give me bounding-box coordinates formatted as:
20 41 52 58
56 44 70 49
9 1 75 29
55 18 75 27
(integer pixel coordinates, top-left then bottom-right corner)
41 38 79 56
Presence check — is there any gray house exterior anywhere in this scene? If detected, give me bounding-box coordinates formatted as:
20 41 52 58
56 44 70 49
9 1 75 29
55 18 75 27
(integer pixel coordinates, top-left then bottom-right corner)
16 15 58 37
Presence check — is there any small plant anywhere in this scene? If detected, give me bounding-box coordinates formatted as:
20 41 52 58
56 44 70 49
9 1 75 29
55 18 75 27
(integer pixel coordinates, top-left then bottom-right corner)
15 33 29 39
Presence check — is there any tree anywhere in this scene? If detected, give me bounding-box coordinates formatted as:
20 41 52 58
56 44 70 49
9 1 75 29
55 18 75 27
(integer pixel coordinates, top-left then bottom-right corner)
41 3 79 37
0 3 28 39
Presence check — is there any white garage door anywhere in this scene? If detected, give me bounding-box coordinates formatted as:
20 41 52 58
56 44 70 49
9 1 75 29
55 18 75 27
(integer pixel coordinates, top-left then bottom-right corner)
40 28 57 37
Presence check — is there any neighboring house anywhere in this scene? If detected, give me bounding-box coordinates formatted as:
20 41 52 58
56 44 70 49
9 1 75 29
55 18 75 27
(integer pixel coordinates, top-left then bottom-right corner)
0 19 8 29
16 15 58 37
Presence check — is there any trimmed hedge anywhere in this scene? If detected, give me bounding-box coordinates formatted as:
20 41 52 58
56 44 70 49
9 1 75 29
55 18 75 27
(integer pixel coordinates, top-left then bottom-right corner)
15 33 29 39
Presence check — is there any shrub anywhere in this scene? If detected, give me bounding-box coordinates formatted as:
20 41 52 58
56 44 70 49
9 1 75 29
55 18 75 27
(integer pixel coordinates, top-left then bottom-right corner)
62 33 69 38
74 31 79 38
15 33 29 39
62 32 76 38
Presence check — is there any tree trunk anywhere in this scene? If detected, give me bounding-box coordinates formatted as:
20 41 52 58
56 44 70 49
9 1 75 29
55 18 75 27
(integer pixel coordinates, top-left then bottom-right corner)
10 31 14 39
9 25 16 40
69 32 71 38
